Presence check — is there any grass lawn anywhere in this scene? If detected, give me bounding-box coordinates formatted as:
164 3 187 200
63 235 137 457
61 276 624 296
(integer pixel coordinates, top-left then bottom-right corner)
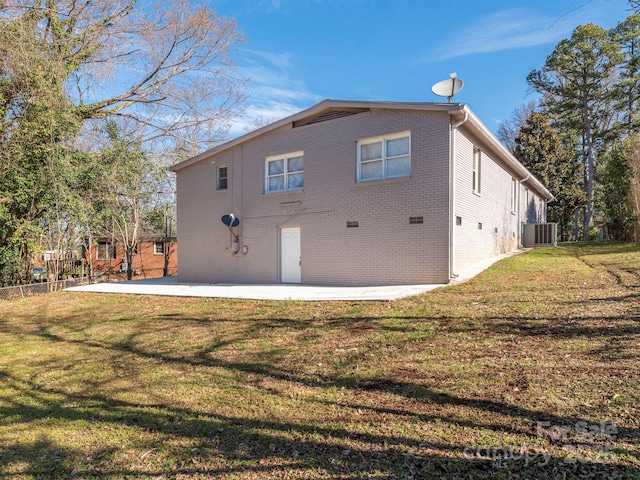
1 242 639 479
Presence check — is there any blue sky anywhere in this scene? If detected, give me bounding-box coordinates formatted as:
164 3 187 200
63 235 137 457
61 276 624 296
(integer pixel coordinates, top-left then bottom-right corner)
214 0 633 137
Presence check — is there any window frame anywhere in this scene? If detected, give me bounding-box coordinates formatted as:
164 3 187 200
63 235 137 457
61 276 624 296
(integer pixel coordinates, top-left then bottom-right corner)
265 151 304 194
154 241 164 255
472 147 481 195
216 166 228 191
97 242 115 260
356 131 411 183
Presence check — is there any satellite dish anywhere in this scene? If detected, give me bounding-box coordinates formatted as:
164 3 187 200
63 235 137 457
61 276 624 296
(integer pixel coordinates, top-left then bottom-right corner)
431 72 464 102
221 214 240 227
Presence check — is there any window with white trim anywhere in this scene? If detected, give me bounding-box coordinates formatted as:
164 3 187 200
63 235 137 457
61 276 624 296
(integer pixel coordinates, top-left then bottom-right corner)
472 147 481 194
357 132 410 182
216 166 228 190
511 178 517 214
154 241 164 255
265 152 304 193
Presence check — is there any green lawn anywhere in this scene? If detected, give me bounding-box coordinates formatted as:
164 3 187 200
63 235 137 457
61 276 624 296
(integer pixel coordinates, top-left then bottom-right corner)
1 242 639 479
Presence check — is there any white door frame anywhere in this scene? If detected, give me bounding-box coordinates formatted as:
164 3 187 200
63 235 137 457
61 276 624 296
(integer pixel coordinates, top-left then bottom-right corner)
280 226 301 283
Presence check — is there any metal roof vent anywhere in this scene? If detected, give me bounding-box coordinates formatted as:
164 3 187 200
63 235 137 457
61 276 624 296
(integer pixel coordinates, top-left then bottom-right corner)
293 108 369 127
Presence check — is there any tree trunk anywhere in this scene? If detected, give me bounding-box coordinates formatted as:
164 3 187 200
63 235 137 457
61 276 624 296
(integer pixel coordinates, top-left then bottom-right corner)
163 242 169 277
583 105 596 240
126 249 133 281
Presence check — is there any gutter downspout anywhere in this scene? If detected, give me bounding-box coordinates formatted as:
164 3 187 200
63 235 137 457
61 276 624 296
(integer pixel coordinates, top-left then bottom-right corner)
450 109 469 280
518 174 530 248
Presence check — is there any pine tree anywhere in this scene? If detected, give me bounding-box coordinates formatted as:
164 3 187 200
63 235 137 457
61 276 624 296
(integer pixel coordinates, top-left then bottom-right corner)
611 15 640 136
601 144 634 240
527 24 622 240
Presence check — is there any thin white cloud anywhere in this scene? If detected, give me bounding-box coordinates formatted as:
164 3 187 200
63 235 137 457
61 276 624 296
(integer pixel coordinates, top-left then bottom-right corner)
218 0 282 15
229 102 301 137
423 7 590 61
245 49 295 73
229 0 355 14
229 49 322 137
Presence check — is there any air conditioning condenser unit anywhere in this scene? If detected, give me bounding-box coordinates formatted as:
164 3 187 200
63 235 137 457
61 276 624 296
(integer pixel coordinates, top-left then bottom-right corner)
523 223 557 247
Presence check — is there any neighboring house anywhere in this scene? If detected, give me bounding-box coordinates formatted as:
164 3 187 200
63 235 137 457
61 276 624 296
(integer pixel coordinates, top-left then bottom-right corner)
87 237 178 281
169 100 552 286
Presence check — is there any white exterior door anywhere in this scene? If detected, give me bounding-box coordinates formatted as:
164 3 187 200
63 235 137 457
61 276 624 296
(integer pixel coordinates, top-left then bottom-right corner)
280 227 301 283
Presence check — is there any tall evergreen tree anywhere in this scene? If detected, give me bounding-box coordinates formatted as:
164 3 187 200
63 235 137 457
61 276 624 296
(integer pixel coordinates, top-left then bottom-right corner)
600 144 634 240
527 24 622 240
611 15 640 135
514 113 586 241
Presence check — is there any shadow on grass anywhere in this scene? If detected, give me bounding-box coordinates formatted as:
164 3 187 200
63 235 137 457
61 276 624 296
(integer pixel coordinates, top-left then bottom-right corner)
3 242 640 478
1 369 638 479
2 310 640 479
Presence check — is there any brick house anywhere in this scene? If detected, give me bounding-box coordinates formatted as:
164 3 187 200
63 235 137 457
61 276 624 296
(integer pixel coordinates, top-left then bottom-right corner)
169 100 552 286
88 237 178 281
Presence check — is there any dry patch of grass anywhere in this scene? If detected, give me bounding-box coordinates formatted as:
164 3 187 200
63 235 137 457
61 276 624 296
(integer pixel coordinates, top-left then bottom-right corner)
1 242 639 479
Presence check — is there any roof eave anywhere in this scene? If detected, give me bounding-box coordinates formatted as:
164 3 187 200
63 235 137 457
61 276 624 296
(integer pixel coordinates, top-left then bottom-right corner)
168 99 554 201
459 106 554 201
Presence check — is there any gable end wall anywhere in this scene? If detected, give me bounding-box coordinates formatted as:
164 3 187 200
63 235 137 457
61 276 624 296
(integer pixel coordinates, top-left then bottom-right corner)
176 109 452 286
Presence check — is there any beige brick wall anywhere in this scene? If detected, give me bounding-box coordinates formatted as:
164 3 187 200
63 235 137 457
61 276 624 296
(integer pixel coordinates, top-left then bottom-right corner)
454 129 517 272
522 185 545 224
175 107 549 286
176 109 452 286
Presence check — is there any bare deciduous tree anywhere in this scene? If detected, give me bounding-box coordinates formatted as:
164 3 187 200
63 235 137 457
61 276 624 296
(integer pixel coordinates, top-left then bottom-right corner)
243 115 278 133
0 0 246 283
496 100 538 153
1 0 247 152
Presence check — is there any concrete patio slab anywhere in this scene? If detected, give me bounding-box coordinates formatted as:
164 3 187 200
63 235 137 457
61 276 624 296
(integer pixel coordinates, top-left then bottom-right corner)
66 277 443 301
65 250 522 301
